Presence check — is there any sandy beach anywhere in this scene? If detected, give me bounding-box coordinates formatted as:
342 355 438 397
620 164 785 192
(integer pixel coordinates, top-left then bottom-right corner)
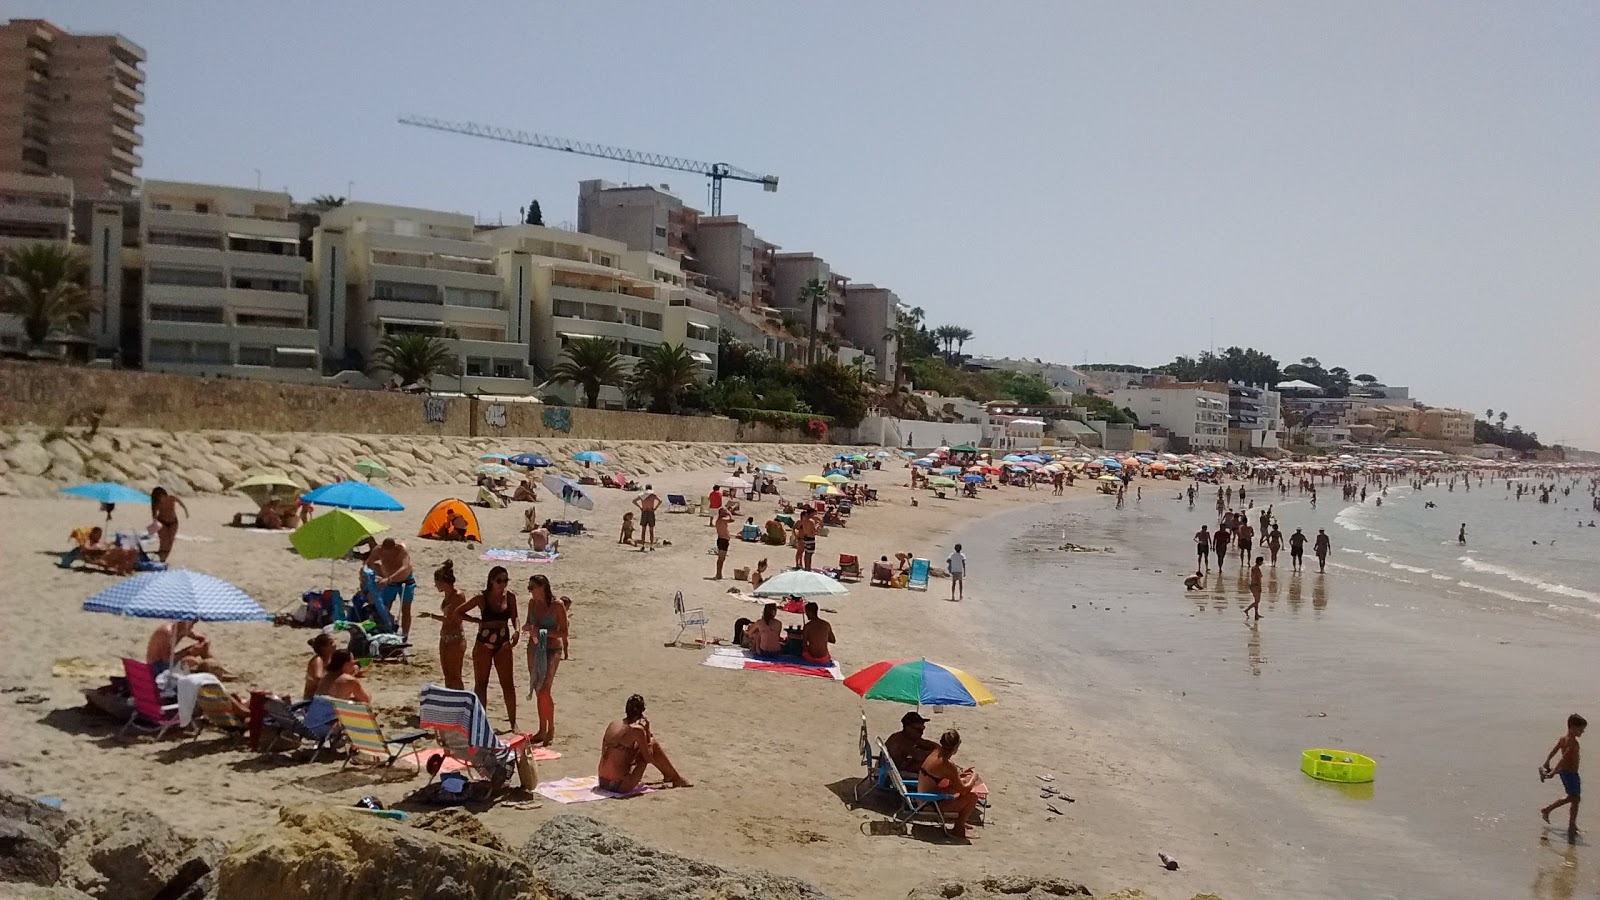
0 437 1248 899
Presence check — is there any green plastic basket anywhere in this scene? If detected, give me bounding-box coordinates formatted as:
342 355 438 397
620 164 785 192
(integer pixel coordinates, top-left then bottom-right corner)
1301 748 1376 783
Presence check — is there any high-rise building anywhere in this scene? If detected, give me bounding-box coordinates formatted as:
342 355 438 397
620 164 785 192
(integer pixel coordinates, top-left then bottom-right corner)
771 252 846 347
0 19 145 198
840 283 899 383
576 180 697 261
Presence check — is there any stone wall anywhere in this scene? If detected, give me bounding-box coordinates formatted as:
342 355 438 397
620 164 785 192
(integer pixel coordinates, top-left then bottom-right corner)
0 362 807 444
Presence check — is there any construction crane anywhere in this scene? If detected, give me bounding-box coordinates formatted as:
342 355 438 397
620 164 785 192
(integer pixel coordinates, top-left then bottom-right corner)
398 114 778 216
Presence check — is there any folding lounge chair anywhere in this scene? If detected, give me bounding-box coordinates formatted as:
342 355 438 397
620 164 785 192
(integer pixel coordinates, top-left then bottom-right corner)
189 683 247 744
260 695 338 761
907 558 931 591
669 590 710 647
852 712 883 801
418 684 525 795
876 738 955 827
871 561 894 587
331 697 427 771
666 494 691 513
119 658 181 739
837 554 862 582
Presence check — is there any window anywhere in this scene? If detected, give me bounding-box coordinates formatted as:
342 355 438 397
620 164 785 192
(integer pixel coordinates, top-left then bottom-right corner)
236 313 304 329
372 249 430 268
193 203 210 215
465 357 489 377
443 287 500 309
148 305 224 324
372 281 437 303
553 299 585 319
228 236 296 256
237 345 272 366
640 312 663 331
493 359 519 378
148 267 225 288
147 340 189 363
654 226 667 238
148 231 223 250
193 342 230 364
233 272 301 293
272 348 317 369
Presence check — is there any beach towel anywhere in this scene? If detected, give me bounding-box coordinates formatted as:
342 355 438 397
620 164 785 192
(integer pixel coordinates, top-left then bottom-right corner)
701 646 844 681
172 672 223 727
413 745 560 773
479 549 560 564
535 775 654 804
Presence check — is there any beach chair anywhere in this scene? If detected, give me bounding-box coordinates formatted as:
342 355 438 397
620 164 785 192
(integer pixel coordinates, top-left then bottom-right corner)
876 739 955 827
865 488 880 504
118 658 181 739
837 554 862 582
260 695 338 761
908 558 931 591
852 712 885 801
669 590 710 647
330 697 427 771
600 474 620 489
871 560 894 587
418 684 526 795
739 523 761 542
189 683 247 744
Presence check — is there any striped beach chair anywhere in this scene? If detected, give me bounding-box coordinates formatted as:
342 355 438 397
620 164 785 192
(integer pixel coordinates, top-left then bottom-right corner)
119 658 180 739
189 683 247 744
330 697 427 771
418 684 523 792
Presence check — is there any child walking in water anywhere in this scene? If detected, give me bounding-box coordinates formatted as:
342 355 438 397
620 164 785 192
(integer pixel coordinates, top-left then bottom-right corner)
1540 713 1585 835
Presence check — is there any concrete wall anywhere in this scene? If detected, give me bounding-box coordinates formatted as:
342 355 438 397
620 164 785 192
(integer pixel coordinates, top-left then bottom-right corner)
0 362 809 443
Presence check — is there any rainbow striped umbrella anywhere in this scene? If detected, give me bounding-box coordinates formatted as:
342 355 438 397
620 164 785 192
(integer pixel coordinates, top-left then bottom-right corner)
843 659 996 708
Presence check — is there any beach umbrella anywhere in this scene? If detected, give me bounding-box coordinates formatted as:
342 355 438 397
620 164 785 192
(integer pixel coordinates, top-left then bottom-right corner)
814 484 843 496
302 481 404 511
1096 474 1120 482
798 475 831 486
725 453 748 463
911 459 934 468
233 473 297 493
1001 455 1023 463
900 451 917 458
718 476 753 490
759 464 786 474
572 450 609 464
474 464 514 478
541 473 595 514
751 568 851 598
843 659 996 708
848 453 868 462
928 476 958 488
962 473 984 483
82 570 270 622
874 451 891 458
59 482 151 505
825 473 852 484
290 509 390 560
510 452 553 468
353 460 390 481
480 452 512 462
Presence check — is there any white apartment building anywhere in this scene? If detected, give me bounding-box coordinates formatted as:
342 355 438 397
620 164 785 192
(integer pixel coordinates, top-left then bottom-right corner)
0 171 75 351
1107 383 1229 451
619 250 719 379
138 181 321 381
312 203 532 395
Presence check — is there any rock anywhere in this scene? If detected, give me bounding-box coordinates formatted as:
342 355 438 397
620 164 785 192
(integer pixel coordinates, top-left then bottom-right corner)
5 439 52 477
1104 892 1156 900
905 877 1094 899
185 468 225 494
1189 895 1226 900
216 804 536 900
5 885 98 900
0 452 9 474
0 791 77 886
410 809 514 855
523 814 830 900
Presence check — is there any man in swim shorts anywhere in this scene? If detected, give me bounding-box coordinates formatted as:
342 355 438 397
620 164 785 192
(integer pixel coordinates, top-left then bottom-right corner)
713 506 733 579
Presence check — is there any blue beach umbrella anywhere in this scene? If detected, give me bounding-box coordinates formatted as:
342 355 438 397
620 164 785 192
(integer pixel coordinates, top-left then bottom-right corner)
510 452 552 468
541 473 596 513
1001 455 1024 463
912 458 935 468
573 450 608 464
940 466 963 476
759 464 786 473
480 452 512 462
1099 458 1123 470
60 482 151 505
963 473 984 483
725 453 749 463
301 481 405 511
82 569 271 622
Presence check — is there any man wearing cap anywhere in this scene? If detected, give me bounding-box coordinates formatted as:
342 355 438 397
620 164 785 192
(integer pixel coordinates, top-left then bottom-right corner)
885 711 937 777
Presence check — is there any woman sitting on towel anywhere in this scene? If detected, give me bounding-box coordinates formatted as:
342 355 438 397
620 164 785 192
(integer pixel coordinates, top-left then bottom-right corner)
598 694 692 793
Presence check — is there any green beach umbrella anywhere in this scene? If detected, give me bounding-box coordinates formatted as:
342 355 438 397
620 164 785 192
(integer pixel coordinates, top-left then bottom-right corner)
825 473 852 484
928 476 958 488
354 460 390 480
290 509 390 560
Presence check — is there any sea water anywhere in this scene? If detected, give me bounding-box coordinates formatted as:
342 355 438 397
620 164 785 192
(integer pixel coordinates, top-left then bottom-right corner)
960 479 1599 899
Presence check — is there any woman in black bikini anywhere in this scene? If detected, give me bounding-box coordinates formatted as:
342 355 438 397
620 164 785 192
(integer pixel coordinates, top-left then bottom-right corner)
460 565 519 730
150 486 188 563
523 574 568 745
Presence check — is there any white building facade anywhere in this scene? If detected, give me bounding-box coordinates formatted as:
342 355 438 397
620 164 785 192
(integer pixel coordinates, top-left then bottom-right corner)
1107 383 1229 451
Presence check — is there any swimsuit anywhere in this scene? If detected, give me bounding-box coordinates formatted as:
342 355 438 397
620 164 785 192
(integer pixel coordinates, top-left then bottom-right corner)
716 537 730 552
476 594 513 653
1559 770 1581 797
639 509 656 527
527 602 561 691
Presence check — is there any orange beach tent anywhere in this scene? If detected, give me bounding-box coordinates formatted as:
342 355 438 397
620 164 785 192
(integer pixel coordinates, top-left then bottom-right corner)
417 498 482 542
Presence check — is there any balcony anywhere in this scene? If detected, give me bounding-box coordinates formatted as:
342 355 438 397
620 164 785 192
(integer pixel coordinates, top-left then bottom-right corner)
112 103 144 127
110 145 143 169
113 79 145 106
112 58 143 85
226 287 311 316
460 374 534 396
368 262 501 293
552 316 663 347
110 123 142 146
550 284 664 315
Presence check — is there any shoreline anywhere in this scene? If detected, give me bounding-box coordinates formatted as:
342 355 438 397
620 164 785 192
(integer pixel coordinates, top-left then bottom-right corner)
0 443 1235 899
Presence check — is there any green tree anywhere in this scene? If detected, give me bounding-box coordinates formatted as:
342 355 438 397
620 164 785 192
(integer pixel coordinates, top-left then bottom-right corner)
794 358 868 427
1355 373 1378 384
369 332 455 386
951 326 974 359
1498 411 1508 427
799 278 828 363
550 337 628 409
932 325 963 359
0 243 94 347
308 195 345 211
1484 408 1493 422
525 200 543 226
627 343 701 413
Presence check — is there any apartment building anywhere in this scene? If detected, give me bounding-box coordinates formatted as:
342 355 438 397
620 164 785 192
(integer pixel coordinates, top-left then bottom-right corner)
0 171 76 351
576 180 697 261
840 283 899 383
312 203 531 395
1225 384 1282 452
771 252 846 346
0 19 145 198
1415 407 1474 444
692 216 777 308
138 181 322 381
1107 383 1229 451
618 250 719 379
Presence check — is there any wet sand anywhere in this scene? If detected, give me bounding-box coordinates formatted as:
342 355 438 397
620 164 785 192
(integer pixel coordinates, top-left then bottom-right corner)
958 490 1599 899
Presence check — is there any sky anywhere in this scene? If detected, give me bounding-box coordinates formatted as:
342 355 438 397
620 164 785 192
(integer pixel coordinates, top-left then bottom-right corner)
30 1 1600 448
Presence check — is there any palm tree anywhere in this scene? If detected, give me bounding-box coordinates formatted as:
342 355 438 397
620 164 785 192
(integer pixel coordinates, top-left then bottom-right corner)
932 325 961 359
309 195 346 211
1484 408 1493 422
799 278 829 363
951 326 974 359
0 243 94 348
1497 411 1508 428
369 332 455 387
628 343 701 413
550 337 627 408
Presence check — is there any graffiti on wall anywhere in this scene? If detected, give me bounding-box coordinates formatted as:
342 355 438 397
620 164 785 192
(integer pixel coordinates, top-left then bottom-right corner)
483 403 508 428
422 397 448 423
543 407 572 433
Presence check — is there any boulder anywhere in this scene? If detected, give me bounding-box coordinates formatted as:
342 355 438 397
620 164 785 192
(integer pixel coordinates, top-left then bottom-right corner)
410 809 514 855
5 885 97 900
523 814 831 900
905 877 1094 899
0 791 78 886
216 804 537 900
5 439 52 477
185 468 225 494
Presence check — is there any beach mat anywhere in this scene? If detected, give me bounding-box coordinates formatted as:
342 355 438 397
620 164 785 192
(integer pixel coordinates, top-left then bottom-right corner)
479 549 560 564
536 775 654 804
411 745 560 774
701 646 844 681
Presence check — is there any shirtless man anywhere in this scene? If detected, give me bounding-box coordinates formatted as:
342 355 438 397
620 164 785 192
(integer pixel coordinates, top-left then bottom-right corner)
1244 556 1265 619
1235 522 1254 569
795 510 820 571
598 694 691 793
370 538 416 640
145 619 232 677
633 487 661 549
885 711 936 775
1313 529 1331 573
1194 525 1211 573
713 506 734 579
1288 527 1307 572
1212 525 1232 571
799 601 835 664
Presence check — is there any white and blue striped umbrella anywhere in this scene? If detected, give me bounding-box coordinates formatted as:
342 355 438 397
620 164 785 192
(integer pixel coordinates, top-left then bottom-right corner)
82 569 271 622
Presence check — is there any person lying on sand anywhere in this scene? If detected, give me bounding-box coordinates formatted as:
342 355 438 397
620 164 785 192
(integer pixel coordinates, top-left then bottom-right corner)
598 694 691 792
75 526 138 574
